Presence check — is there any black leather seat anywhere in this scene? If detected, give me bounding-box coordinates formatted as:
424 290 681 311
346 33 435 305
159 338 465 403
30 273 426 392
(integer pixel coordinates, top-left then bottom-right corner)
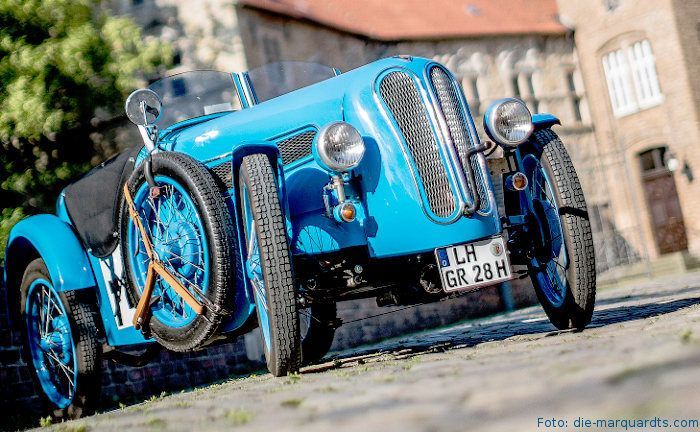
64 146 142 257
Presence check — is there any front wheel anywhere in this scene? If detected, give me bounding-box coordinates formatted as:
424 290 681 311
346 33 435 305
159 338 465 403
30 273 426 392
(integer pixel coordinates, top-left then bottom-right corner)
521 129 596 330
300 303 338 365
20 258 101 420
239 154 301 376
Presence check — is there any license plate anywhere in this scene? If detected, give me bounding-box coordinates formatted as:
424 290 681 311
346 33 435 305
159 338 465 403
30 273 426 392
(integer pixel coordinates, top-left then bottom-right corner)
435 236 512 292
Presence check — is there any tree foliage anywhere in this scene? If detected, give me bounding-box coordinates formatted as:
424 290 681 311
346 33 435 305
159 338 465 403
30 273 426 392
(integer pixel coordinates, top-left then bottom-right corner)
0 0 171 259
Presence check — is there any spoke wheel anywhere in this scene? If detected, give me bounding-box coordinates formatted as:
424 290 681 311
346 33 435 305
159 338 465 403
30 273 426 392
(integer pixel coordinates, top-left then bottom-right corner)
522 129 596 330
239 153 300 376
121 152 235 352
299 303 337 365
129 176 210 329
523 154 568 307
21 259 100 420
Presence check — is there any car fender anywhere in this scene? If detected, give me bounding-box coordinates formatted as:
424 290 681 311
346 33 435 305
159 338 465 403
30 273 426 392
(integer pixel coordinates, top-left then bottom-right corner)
231 141 287 204
4 214 96 294
532 113 561 131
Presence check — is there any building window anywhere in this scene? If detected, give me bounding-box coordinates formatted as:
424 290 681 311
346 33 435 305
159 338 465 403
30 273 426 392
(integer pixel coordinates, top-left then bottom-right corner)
511 75 521 98
628 40 663 108
602 39 662 117
511 73 539 113
566 71 583 122
639 146 674 173
469 77 480 104
463 76 481 114
525 74 539 113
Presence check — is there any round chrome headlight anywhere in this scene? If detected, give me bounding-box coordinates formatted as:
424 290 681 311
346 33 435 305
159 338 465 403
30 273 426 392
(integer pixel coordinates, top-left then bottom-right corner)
484 98 533 147
314 122 365 172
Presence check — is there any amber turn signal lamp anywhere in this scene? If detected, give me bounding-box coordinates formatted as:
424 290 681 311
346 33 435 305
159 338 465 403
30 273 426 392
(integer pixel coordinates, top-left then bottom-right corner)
333 202 357 223
506 172 529 191
340 202 357 222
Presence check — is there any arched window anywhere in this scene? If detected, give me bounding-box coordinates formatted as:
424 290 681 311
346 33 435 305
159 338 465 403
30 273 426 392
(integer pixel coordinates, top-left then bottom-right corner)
602 39 663 117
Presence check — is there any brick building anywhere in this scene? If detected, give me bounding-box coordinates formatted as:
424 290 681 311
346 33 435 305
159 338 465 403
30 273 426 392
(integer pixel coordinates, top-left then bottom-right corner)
557 0 700 274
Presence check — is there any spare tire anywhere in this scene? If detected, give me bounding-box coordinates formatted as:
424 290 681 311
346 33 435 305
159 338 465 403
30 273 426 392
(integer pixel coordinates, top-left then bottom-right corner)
120 152 236 352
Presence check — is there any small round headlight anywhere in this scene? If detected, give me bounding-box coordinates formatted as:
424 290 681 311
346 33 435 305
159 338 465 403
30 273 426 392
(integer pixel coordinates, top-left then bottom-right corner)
484 98 533 147
314 122 365 172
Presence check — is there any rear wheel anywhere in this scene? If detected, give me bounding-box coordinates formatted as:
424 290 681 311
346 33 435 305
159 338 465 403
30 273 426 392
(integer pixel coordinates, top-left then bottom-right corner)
522 129 596 330
239 154 300 376
20 258 101 420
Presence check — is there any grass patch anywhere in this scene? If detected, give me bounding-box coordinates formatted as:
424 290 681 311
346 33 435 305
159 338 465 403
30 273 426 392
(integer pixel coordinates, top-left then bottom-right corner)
680 329 693 344
318 386 337 393
173 400 193 408
401 355 424 370
375 375 395 384
39 417 52 427
285 373 302 384
607 366 641 385
146 391 168 403
144 417 165 429
281 398 303 408
226 408 253 426
54 423 88 432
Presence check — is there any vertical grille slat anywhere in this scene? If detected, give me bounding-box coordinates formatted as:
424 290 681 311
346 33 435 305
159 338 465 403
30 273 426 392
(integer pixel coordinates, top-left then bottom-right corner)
210 161 233 189
379 71 457 217
430 67 490 213
277 130 316 165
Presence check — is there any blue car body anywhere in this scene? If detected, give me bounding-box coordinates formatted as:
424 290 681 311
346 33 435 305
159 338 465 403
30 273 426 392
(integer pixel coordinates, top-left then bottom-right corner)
4 56 560 349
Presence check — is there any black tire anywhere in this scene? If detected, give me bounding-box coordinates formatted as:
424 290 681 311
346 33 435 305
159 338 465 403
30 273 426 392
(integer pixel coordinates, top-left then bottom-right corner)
239 154 301 376
19 258 101 420
300 303 338 365
524 129 596 330
120 152 236 352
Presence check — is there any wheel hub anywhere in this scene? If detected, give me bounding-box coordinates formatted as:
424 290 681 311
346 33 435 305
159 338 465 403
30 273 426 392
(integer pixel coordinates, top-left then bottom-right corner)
39 316 72 363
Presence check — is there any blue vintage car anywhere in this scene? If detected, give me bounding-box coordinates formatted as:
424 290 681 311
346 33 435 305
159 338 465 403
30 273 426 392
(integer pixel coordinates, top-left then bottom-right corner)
3 56 595 418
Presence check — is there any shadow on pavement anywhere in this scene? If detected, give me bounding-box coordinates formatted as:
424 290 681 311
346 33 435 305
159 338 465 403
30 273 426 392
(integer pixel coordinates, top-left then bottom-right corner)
317 295 700 370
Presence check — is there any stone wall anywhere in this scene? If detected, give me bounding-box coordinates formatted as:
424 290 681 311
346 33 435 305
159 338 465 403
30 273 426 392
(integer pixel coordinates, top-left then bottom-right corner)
0 264 535 430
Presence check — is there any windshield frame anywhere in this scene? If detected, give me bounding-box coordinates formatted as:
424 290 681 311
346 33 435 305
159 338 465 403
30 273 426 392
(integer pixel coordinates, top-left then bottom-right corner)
147 69 245 131
240 62 341 106
149 62 342 134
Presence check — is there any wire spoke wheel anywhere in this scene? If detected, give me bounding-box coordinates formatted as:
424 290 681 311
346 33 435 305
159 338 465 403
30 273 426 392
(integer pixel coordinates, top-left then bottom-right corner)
129 177 210 328
299 303 338 365
121 152 235 352
523 154 569 307
26 280 77 408
21 259 100 420
522 129 596 330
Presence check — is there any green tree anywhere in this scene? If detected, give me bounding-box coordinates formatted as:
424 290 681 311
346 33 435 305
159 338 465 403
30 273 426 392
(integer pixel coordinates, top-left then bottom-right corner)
0 0 171 260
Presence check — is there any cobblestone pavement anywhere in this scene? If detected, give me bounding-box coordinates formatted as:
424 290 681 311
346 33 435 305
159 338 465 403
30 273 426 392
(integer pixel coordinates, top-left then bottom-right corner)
46 273 700 432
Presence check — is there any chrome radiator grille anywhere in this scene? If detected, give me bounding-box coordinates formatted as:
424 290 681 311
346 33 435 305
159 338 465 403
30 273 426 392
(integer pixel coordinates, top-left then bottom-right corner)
430 67 489 212
277 130 316 165
379 71 457 217
210 161 233 189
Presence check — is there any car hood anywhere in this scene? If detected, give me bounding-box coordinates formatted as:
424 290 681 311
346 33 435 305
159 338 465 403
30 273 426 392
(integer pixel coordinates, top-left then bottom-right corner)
161 57 418 163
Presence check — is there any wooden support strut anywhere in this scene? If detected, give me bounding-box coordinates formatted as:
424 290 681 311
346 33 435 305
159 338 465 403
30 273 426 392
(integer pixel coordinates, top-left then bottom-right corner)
123 184 206 330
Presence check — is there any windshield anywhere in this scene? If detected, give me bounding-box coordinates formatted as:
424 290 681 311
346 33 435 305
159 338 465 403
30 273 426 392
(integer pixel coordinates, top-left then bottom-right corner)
245 61 337 103
148 70 240 129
